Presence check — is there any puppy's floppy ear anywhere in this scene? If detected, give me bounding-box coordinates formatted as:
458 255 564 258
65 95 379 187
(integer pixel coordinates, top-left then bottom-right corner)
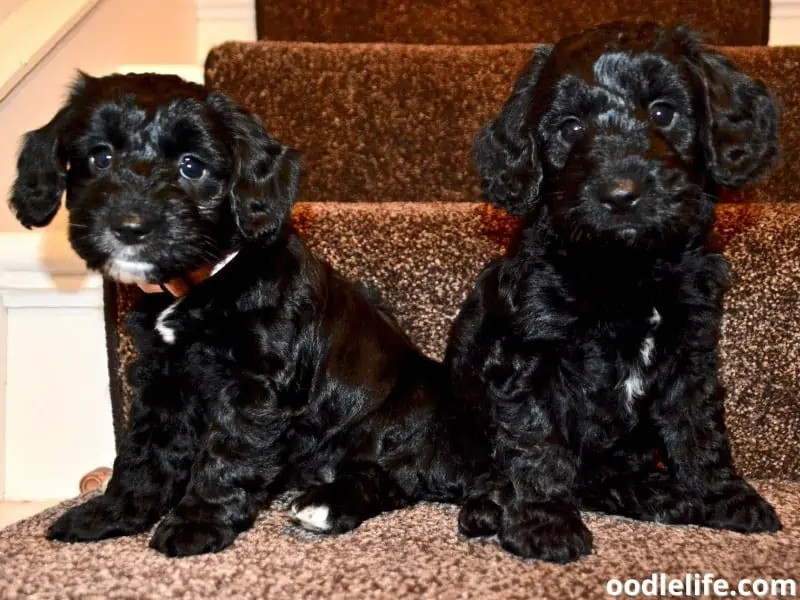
687 45 780 188
209 93 302 241
475 45 553 215
9 104 75 229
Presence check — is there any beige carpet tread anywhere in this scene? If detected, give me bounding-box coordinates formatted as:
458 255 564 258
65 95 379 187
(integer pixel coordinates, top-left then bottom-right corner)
1 481 797 599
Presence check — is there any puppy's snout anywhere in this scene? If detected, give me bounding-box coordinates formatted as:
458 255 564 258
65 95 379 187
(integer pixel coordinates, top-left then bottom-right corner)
599 179 642 211
109 213 158 244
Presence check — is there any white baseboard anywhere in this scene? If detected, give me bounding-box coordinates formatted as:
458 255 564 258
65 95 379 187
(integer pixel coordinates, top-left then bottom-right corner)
0 228 114 501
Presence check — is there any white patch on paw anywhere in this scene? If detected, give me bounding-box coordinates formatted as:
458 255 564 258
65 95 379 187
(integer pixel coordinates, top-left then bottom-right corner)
290 504 332 532
155 299 182 345
640 336 655 366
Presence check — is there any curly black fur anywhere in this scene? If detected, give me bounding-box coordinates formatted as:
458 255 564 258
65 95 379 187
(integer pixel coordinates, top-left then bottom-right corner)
9 73 485 557
446 22 782 563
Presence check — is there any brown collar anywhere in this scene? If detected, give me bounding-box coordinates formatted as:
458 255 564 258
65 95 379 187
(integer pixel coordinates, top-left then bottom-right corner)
137 251 239 298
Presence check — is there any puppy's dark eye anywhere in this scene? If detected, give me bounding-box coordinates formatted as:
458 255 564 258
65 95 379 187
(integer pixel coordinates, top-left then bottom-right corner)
559 118 586 144
649 102 676 128
89 146 113 170
179 155 206 181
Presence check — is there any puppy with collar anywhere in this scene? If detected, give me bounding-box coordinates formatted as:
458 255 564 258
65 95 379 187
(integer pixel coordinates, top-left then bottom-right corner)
446 22 782 563
9 73 482 556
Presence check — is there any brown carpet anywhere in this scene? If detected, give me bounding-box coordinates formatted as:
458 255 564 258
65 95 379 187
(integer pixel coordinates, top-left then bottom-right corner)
205 43 800 206
2 481 797 599
256 1 769 46
104 201 800 480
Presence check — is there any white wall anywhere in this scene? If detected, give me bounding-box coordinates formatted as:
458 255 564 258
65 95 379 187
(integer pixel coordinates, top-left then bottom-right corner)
770 0 800 45
0 0 29 22
195 0 256 63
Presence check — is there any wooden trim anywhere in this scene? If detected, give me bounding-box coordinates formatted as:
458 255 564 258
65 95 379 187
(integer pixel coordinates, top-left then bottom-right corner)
79 466 112 494
0 0 101 101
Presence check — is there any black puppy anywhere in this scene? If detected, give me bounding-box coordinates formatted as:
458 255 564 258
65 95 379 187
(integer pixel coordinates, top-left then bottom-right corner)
10 73 479 556
446 22 782 563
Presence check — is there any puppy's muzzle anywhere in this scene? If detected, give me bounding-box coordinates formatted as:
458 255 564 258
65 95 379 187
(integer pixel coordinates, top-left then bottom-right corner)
109 212 161 244
598 178 643 211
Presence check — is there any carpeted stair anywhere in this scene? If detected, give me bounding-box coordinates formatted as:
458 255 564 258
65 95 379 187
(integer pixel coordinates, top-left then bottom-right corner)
1 2 798 598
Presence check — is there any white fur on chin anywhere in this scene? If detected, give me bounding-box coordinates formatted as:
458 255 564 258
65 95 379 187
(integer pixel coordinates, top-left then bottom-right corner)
105 259 154 284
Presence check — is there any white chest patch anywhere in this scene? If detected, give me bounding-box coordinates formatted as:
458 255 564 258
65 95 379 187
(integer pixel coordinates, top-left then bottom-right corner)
622 369 645 408
619 308 661 408
155 299 182 345
640 336 655 366
649 308 662 327
152 251 239 345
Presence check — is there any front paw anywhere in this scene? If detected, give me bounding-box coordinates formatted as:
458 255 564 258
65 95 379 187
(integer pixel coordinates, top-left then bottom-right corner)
458 496 503 538
149 516 238 557
289 484 362 535
499 506 593 563
47 496 151 542
704 480 782 533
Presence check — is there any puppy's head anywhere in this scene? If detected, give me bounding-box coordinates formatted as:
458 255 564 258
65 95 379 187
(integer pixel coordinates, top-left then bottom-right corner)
476 22 779 246
9 72 301 284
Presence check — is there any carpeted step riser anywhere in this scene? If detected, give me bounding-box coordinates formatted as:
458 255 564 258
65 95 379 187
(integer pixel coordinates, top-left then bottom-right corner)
205 43 800 205
108 202 800 480
255 1 769 46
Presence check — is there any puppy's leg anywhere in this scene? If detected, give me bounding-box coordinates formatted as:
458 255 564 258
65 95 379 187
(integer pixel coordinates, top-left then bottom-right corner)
458 478 512 538
497 440 592 563
702 477 782 533
148 442 278 557
578 443 704 525
149 375 284 557
47 355 198 542
459 496 504 538
289 462 409 534
653 373 781 533
501 498 592 564
451 340 590 558
580 470 704 525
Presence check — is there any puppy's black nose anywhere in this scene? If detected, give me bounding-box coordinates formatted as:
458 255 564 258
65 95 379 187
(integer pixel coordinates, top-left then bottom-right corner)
599 179 642 210
110 214 154 244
